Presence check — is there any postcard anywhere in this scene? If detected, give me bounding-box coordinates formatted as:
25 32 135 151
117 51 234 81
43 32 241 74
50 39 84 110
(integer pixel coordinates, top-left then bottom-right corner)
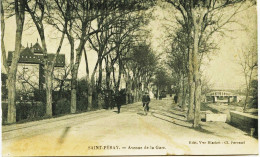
1 0 258 156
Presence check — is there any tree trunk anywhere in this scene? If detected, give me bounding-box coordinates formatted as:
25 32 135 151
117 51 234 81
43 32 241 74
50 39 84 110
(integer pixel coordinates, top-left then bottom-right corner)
97 92 102 109
7 0 25 123
187 47 194 121
70 35 85 113
36 27 53 117
70 53 82 113
192 15 202 128
157 85 160 100
116 64 122 91
46 30 65 117
7 73 17 123
87 78 93 111
1 2 8 73
134 88 137 102
106 71 111 90
243 70 253 112
243 83 249 112
181 78 187 111
138 87 142 101
58 80 64 99
133 81 138 102
45 65 53 117
105 67 111 109
97 58 103 109
70 71 77 113
126 78 132 104
88 61 99 110
84 48 92 111
98 58 103 89
193 78 201 128
188 81 195 118
177 76 183 107
126 81 129 104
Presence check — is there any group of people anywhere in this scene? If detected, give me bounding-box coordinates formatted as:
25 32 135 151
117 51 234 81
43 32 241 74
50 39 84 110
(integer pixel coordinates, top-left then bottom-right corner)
104 90 122 114
104 91 151 114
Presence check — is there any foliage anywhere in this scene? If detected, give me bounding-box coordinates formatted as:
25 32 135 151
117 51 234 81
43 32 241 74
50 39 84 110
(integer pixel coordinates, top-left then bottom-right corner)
55 98 71 115
153 67 172 90
76 79 89 111
130 43 157 78
249 79 258 108
1 73 8 100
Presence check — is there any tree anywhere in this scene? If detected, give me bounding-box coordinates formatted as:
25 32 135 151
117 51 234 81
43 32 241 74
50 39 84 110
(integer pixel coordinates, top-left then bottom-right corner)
52 0 105 112
153 67 171 98
109 13 146 96
86 0 154 108
1 0 26 123
16 65 39 92
167 28 189 110
125 42 157 101
87 4 120 109
249 79 258 108
237 44 257 112
25 0 66 117
166 0 246 128
53 64 71 99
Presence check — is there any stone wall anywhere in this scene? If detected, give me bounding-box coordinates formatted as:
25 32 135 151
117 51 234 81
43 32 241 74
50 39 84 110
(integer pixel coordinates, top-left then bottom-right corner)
230 111 258 137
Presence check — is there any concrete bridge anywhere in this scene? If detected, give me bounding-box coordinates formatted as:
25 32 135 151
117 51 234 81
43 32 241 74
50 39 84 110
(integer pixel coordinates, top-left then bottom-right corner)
206 91 238 103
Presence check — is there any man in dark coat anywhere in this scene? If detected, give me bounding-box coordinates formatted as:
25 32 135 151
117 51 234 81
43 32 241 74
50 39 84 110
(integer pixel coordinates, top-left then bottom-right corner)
142 92 150 111
114 90 121 114
174 95 178 104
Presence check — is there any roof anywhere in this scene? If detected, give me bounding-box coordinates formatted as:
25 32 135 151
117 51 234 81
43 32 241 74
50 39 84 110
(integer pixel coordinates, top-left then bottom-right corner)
7 43 65 67
31 42 43 54
21 47 34 55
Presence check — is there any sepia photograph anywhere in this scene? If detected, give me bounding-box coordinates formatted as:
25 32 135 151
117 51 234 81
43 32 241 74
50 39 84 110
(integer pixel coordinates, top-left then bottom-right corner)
1 0 258 156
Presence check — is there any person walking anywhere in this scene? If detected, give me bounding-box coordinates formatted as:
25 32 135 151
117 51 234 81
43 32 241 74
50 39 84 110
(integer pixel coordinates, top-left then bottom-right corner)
115 90 121 114
142 92 150 112
174 95 178 104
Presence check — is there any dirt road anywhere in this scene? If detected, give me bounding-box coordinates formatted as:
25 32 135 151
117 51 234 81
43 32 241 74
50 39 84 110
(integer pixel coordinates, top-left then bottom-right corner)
2 99 258 156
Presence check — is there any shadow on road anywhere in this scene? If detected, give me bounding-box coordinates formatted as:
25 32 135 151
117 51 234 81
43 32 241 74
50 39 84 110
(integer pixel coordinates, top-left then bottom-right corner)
151 112 192 128
193 126 215 135
137 112 147 116
150 112 225 137
57 127 71 145
152 111 187 122
125 100 235 139
150 106 229 138
170 107 185 112
167 110 186 118
155 106 186 117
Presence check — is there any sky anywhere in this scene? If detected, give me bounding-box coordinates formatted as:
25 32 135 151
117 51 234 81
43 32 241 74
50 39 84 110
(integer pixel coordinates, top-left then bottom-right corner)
147 2 257 90
2 2 258 90
2 14 98 78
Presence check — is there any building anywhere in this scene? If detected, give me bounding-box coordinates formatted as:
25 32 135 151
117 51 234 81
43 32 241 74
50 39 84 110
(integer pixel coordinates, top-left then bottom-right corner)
7 41 65 96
